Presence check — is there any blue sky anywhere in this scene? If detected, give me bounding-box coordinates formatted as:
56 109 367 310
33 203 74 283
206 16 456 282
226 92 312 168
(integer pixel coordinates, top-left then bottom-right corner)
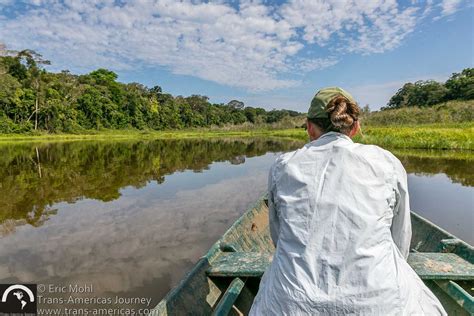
0 0 473 111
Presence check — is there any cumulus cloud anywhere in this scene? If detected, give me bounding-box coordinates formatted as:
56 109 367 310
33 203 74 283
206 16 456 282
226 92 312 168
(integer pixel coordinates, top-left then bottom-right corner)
439 0 464 16
0 0 302 90
281 0 420 54
0 0 463 91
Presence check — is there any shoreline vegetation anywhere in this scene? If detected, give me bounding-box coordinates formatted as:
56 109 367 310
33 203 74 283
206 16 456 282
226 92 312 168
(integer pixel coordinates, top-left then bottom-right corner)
1 49 472 149
1 122 473 151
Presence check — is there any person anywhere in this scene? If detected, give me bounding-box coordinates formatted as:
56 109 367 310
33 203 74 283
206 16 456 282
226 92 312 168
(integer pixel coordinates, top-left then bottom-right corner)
249 87 446 315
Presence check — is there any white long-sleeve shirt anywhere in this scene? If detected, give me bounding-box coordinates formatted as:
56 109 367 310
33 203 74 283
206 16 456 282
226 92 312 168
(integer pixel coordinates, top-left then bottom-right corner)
250 132 446 315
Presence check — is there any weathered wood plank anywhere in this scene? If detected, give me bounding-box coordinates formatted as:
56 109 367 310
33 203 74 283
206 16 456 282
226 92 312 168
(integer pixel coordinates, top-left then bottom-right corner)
434 280 474 315
408 253 474 280
212 278 245 316
209 252 473 280
207 252 273 277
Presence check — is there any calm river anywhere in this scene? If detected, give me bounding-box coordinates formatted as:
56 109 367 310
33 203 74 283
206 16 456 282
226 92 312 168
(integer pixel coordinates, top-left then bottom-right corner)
0 138 472 310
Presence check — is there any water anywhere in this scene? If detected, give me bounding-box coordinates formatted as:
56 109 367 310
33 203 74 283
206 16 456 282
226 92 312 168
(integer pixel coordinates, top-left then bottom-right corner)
0 139 472 310
395 150 474 245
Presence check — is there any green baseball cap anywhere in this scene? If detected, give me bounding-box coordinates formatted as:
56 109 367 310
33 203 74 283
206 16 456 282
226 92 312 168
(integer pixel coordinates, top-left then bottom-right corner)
307 87 356 119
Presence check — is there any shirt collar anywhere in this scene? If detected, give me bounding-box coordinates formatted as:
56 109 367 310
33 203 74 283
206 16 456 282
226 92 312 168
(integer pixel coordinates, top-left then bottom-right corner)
308 131 353 147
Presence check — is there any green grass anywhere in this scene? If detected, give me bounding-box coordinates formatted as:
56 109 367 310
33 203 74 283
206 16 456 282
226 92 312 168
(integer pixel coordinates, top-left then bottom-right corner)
256 123 474 150
362 100 474 126
355 123 473 150
0 128 304 144
0 123 472 150
238 124 474 150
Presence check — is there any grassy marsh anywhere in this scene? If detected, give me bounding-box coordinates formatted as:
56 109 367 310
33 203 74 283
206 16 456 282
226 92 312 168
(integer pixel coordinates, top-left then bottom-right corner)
0 123 472 150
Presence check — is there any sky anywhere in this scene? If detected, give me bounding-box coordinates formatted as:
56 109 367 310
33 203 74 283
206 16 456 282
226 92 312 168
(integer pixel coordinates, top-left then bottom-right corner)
0 0 473 111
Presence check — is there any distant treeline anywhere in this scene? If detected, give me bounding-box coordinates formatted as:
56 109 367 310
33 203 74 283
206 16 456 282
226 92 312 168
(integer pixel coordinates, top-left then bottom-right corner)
384 68 473 109
0 49 301 133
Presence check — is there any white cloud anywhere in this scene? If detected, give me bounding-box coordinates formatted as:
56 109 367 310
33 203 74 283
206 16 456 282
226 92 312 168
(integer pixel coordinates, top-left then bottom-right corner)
294 57 339 72
281 0 420 54
439 0 463 17
0 0 303 91
0 0 463 91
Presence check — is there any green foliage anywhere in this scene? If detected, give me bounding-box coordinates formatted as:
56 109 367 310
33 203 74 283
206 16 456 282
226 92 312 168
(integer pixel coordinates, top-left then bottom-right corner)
386 68 473 109
244 107 257 123
445 68 474 100
354 123 474 150
265 109 288 123
364 100 474 126
0 51 301 134
227 99 244 110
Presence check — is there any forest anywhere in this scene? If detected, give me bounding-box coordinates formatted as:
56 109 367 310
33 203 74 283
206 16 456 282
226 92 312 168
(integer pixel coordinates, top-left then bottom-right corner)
0 49 300 133
0 48 473 134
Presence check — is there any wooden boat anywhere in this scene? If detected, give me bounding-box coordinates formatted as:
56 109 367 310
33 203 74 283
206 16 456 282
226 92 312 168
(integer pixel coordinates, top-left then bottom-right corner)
153 196 474 315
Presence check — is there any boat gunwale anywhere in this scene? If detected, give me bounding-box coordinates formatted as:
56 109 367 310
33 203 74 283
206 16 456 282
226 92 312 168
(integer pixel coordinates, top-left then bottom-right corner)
152 196 267 312
411 210 473 262
153 195 473 313
411 211 470 247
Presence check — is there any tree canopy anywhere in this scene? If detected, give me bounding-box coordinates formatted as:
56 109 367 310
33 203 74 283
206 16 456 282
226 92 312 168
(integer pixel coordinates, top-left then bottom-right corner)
385 68 473 110
0 49 301 133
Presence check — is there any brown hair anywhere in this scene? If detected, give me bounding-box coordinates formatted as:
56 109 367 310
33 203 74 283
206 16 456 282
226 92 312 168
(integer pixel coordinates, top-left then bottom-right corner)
325 95 360 134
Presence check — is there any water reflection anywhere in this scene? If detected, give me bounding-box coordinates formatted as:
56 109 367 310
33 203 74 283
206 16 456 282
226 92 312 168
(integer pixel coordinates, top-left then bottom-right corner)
392 149 474 186
0 139 472 309
0 138 302 234
392 149 473 244
0 156 279 309
408 173 473 245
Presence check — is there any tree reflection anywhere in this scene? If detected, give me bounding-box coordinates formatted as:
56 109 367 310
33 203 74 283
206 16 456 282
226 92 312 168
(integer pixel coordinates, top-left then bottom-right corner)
0 138 302 229
1 140 471 233
392 149 474 187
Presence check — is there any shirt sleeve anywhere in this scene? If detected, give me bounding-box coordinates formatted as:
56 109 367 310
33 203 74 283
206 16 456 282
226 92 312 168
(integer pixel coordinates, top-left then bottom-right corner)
390 157 412 259
268 162 279 247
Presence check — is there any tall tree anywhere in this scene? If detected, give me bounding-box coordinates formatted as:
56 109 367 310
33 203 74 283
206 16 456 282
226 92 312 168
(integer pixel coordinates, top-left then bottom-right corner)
17 50 51 130
227 99 244 110
0 43 6 75
445 68 474 100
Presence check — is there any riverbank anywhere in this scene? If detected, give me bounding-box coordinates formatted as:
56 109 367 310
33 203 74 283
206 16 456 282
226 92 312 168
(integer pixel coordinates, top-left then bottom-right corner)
0 129 297 143
356 123 473 150
269 123 474 150
0 123 472 150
